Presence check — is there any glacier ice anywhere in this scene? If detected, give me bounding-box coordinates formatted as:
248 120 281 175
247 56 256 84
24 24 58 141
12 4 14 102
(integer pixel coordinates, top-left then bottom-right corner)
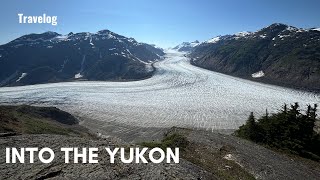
0 50 319 130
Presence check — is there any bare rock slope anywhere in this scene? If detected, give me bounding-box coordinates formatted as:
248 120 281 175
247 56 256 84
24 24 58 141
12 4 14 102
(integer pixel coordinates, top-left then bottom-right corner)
0 134 211 180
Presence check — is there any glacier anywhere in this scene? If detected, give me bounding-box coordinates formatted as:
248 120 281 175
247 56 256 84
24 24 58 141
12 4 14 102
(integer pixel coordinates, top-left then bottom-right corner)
0 50 319 130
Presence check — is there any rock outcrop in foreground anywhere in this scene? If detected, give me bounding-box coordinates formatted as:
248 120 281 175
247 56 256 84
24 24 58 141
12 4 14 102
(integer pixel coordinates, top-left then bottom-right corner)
1 105 320 179
0 134 211 179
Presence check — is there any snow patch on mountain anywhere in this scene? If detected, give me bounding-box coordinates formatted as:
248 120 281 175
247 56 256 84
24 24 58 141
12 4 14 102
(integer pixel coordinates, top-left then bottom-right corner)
74 73 83 79
233 31 252 39
127 38 136 43
178 41 199 48
235 31 251 37
16 73 27 82
278 34 291 40
107 33 116 39
206 36 221 43
286 26 298 32
126 49 132 55
54 35 69 41
251 71 265 78
259 34 267 39
173 41 200 52
296 29 306 33
89 38 94 46
311 28 320 32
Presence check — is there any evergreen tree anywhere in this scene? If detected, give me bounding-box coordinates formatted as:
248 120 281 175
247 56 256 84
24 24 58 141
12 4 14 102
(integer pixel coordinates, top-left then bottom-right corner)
235 103 320 161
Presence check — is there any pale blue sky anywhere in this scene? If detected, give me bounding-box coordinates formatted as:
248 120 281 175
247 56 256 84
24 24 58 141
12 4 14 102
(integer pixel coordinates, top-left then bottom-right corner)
1 0 320 48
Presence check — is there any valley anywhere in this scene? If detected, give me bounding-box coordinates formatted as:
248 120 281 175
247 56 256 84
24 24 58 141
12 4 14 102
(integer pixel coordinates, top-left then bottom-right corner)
0 50 319 138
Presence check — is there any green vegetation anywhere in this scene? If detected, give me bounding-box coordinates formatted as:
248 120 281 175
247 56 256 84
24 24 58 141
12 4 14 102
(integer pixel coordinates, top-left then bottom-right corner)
235 103 320 161
140 133 189 150
182 143 255 180
23 118 71 135
141 130 255 180
0 105 91 138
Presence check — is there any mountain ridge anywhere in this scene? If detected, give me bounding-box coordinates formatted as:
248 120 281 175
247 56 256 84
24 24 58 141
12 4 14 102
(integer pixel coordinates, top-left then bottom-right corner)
172 40 200 52
189 23 320 91
0 29 164 86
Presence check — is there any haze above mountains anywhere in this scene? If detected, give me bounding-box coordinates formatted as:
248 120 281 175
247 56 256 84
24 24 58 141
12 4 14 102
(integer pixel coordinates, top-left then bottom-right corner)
0 23 319 91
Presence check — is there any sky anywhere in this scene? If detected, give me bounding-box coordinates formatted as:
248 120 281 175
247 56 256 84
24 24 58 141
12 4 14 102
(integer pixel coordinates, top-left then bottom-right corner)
1 0 320 48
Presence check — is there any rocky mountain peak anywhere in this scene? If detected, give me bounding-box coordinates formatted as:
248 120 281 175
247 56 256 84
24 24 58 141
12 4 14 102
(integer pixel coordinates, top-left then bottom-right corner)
97 29 112 35
173 41 200 52
0 29 164 86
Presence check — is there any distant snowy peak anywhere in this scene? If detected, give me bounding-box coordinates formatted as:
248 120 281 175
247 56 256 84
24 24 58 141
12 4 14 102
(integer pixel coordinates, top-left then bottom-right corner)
177 41 200 48
233 31 253 39
235 31 252 36
190 40 200 46
7 29 147 48
204 32 253 44
11 31 61 43
201 23 320 45
173 40 200 52
206 36 221 44
51 30 126 43
310 28 320 32
203 35 232 44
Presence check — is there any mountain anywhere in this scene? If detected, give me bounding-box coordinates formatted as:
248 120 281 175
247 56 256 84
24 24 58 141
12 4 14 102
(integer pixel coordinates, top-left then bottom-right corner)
190 23 320 91
0 30 164 86
173 40 200 52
